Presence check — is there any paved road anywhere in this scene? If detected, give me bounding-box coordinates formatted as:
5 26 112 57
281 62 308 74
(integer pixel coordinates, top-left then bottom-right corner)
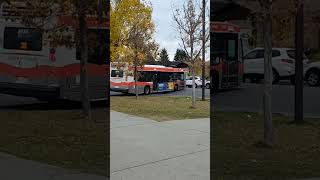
213 83 320 117
0 94 108 110
0 94 40 107
111 111 209 180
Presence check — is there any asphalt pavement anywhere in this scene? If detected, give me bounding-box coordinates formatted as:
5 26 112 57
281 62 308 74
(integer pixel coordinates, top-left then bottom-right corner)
0 94 108 110
0 94 40 107
213 83 320 117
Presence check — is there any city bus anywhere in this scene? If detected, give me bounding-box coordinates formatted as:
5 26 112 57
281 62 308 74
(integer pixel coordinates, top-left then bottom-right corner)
0 2 109 101
110 64 187 95
211 21 244 92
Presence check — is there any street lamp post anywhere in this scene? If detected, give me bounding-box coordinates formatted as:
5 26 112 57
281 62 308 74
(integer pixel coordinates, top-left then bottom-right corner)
295 0 304 123
201 0 206 101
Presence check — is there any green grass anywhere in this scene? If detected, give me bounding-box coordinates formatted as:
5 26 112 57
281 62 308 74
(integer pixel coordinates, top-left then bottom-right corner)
0 110 109 176
111 96 209 121
212 112 320 179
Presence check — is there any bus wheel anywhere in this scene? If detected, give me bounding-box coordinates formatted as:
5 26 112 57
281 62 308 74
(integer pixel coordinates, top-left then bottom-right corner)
144 86 150 95
206 83 210 89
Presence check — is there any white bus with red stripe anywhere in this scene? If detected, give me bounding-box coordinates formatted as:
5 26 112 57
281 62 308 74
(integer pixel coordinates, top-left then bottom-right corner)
211 21 244 92
0 2 109 101
110 64 187 95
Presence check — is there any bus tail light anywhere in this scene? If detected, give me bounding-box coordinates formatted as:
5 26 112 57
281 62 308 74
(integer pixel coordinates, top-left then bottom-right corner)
50 48 56 62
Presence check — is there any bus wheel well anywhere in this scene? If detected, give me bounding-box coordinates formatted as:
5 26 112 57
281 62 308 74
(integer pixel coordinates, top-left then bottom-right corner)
144 85 151 95
174 84 178 91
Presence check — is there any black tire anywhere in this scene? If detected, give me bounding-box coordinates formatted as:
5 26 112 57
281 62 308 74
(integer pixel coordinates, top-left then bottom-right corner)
306 69 320 87
205 83 210 89
272 69 280 84
144 86 150 95
290 75 296 85
195 84 198 88
249 76 261 83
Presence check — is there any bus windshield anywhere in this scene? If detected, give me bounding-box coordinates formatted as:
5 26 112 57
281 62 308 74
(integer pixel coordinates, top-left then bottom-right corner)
3 27 42 51
111 69 124 77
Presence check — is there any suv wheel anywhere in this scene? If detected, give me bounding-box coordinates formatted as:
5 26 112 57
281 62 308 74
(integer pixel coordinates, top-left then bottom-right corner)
249 76 261 83
290 75 296 85
272 69 280 84
306 69 320 87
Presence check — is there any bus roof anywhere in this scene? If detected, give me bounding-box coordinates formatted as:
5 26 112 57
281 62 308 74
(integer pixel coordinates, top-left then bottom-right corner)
210 21 240 33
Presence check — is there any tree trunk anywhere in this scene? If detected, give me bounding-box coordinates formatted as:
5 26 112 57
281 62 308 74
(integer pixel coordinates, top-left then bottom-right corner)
294 1 304 123
192 64 196 108
201 0 206 101
134 63 138 100
262 0 274 146
191 35 196 108
77 5 91 120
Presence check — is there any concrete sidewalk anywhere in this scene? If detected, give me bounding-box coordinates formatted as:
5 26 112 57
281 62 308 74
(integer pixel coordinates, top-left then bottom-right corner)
111 111 210 180
0 152 107 180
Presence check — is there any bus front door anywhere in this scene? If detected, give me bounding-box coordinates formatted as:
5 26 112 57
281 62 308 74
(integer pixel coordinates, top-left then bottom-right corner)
212 33 239 88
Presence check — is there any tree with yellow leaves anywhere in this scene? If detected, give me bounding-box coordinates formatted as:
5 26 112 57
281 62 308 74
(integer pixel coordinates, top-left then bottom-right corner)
111 0 157 99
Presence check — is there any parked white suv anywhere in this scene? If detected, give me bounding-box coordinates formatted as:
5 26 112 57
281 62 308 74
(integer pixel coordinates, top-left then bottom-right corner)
243 48 309 84
304 61 320 87
186 76 210 88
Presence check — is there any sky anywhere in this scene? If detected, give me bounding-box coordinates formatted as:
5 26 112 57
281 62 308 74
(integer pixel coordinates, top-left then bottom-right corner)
150 0 209 62
149 0 184 61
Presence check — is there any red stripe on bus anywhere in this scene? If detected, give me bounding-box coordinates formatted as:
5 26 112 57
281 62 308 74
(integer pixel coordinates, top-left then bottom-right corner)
111 81 153 87
0 63 109 78
211 21 240 33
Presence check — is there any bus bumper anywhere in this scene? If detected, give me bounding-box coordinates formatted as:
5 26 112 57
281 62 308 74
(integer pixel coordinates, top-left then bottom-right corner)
0 82 60 99
110 86 129 93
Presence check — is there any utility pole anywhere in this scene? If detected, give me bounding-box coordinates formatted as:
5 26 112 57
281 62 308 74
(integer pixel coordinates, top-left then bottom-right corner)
295 0 304 123
201 0 206 101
